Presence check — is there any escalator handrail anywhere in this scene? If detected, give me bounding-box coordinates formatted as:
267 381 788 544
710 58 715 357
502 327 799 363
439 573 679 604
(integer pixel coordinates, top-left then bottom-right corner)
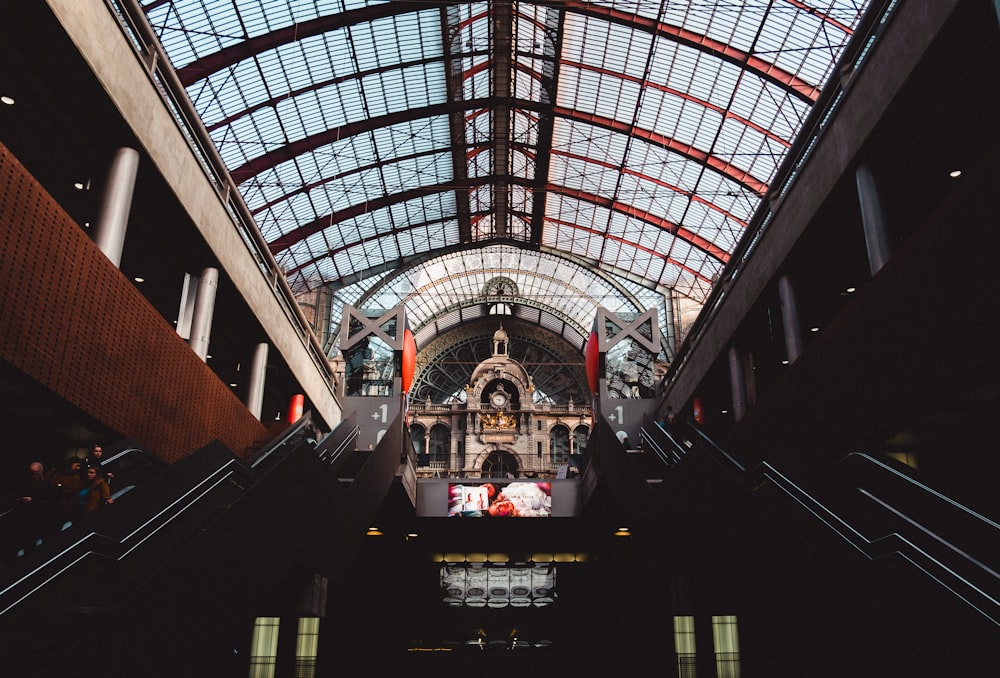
842 452 1000 532
639 424 685 467
249 414 313 471
678 423 1000 626
0 455 255 616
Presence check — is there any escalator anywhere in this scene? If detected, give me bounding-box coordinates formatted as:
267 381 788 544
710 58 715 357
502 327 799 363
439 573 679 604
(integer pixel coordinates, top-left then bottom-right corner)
636 417 1000 674
0 411 404 676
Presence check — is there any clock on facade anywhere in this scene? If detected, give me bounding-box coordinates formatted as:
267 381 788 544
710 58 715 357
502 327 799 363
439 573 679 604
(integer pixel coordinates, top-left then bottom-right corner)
490 390 508 408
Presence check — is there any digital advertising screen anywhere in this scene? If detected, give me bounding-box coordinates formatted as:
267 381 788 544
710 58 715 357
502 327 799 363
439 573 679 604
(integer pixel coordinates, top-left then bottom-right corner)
448 481 552 517
416 478 582 517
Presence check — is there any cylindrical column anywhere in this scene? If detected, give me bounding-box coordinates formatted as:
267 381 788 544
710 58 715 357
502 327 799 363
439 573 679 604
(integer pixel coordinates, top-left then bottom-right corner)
189 267 219 361
855 164 891 275
246 342 269 420
778 275 803 363
93 147 140 268
728 346 748 423
288 394 305 423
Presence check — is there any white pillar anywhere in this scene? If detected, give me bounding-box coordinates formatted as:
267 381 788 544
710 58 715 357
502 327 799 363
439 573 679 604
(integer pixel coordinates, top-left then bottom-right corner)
778 275 802 363
856 164 890 276
728 346 748 423
189 267 218 361
93 147 139 267
246 342 269 420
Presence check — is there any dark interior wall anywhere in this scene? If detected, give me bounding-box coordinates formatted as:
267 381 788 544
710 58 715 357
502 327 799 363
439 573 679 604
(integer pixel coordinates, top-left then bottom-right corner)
727 141 1000 513
0 141 267 463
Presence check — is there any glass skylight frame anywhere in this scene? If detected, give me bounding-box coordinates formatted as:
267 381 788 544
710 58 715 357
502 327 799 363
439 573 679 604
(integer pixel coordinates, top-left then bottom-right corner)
142 0 871 347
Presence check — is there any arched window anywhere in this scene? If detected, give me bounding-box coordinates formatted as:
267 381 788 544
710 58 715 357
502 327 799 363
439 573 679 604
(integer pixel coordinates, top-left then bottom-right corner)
573 425 590 455
550 425 570 465
409 423 426 465
482 450 519 478
429 424 450 468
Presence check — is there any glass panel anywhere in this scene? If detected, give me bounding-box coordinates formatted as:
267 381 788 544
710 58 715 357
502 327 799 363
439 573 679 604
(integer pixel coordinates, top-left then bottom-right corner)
713 615 741 678
248 617 280 678
295 617 321 678
674 615 697 678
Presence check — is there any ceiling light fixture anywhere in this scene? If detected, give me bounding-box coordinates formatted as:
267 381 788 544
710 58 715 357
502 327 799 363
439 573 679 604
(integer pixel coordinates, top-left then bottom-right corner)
810 326 820 332
949 169 962 178
133 277 144 283
1 95 14 105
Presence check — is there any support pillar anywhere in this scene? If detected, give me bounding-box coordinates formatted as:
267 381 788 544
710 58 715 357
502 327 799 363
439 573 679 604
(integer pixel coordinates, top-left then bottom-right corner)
93 147 139 267
778 275 802 363
728 346 747 423
855 164 890 275
246 342 269 420
189 266 218 361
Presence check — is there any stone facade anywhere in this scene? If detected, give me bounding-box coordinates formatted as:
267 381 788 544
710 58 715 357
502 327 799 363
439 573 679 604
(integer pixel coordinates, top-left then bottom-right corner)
409 325 591 479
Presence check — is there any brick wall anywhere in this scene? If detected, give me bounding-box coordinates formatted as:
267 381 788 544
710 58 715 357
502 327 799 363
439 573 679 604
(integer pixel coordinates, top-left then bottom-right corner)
0 141 267 463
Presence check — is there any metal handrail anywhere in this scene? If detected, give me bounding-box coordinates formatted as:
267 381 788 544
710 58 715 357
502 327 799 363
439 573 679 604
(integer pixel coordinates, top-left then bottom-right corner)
0 457 254 616
660 423 1000 627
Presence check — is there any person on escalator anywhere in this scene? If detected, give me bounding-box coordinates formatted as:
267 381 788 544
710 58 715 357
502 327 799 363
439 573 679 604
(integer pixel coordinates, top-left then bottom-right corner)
77 464 113 520
85 443 114 486
47 457 84 529
2 461 59 563
661 406 677 434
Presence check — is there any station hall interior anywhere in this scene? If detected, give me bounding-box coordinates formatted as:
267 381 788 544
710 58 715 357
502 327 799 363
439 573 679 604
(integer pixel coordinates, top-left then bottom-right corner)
1 0 999 676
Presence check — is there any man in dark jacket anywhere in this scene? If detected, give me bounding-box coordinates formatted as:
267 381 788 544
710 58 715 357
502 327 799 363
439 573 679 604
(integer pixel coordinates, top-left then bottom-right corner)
3 461 59 563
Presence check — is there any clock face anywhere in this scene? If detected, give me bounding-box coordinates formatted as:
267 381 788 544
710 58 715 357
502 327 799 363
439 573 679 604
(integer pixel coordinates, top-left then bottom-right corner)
491 391 508 408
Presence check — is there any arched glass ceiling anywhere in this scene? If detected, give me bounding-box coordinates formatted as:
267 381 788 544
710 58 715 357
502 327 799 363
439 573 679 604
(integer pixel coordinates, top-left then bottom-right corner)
141 0 870 342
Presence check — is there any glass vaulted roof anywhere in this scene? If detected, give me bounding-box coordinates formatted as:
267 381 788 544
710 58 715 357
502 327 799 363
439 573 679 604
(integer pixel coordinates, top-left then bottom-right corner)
141 0 871 351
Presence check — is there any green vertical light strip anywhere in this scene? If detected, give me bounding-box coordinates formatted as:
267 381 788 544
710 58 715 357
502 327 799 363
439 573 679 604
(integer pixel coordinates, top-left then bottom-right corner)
712 615 741 678
295 617 321 678
674 615 697 678
248 617 281 678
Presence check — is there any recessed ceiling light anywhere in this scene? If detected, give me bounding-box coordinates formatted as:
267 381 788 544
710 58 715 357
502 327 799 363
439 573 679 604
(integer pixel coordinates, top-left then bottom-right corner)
846 287 856 293
1 95 14 106
949 169 962 178
73 182 85 190
781 360 789 365
229 383 237 387
810 326 820 332
133 277 144 283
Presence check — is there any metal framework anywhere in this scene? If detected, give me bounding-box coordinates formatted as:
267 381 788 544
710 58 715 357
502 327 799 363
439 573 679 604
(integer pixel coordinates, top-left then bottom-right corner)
140 0 870 350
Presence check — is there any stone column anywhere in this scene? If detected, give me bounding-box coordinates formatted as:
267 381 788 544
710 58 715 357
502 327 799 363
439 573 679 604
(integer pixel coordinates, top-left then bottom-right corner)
856 164 890 275
93 147 139 267
778 275 802 363
246 342 269 420
728 346 748 422
189 267 219 361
